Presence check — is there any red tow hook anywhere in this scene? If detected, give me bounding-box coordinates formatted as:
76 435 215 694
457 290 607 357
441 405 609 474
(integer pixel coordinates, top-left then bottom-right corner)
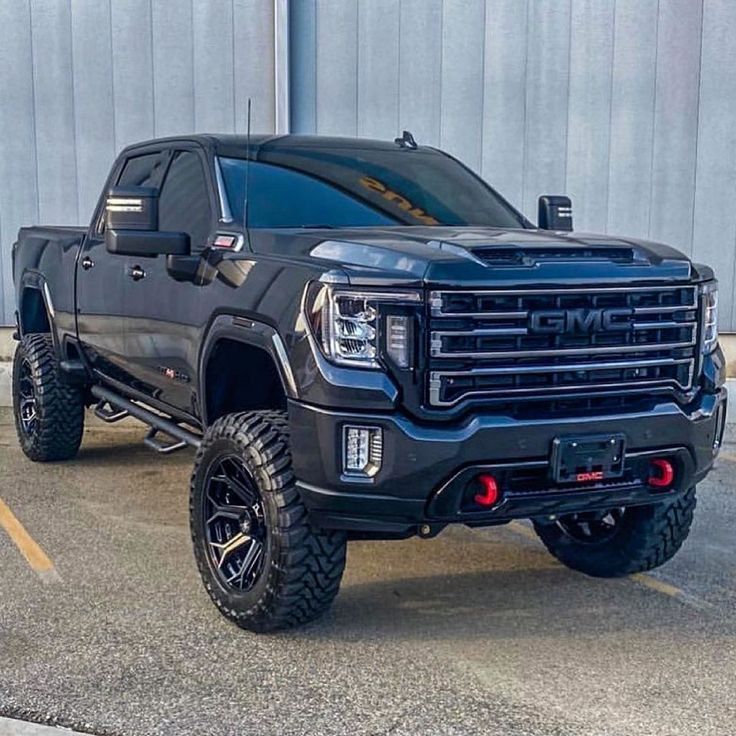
648 458 675 488
474 474 500 507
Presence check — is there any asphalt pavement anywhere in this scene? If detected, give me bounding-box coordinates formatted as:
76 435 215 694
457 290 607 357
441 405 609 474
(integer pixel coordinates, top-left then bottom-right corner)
0 407 735 736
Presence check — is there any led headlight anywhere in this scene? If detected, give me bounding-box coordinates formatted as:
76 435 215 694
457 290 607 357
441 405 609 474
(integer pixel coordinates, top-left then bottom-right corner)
307 286 420 368
702 281 719 354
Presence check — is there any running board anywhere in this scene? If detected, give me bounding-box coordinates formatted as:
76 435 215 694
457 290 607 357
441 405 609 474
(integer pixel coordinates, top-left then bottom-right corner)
144 427 187 455
94 400 129 423
90 385 202 451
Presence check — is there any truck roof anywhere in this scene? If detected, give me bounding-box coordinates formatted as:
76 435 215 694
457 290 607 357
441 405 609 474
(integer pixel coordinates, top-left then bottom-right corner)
123 133 416 159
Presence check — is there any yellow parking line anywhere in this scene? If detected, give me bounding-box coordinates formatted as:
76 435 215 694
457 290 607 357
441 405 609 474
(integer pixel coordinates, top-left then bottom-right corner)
0 496 60 583
630 573 683 598
506 519 705 605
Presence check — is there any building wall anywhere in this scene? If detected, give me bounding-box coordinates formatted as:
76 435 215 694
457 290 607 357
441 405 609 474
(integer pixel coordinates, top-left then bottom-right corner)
3 0 736 333
290 0 736 331
0 0 276 325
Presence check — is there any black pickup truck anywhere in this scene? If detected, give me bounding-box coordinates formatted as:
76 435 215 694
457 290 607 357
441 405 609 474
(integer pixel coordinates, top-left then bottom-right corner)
11 133 727 631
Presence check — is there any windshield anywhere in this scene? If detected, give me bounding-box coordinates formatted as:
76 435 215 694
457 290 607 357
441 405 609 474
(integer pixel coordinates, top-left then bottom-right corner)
218 146 528 229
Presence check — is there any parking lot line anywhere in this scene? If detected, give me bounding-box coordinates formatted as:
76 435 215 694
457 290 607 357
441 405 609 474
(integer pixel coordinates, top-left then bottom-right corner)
505 519 713 608
0 496 60 583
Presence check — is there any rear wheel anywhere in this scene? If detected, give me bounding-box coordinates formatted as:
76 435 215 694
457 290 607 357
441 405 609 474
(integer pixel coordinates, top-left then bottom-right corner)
190 410 347 632
12 334 84 462
532 489 696 577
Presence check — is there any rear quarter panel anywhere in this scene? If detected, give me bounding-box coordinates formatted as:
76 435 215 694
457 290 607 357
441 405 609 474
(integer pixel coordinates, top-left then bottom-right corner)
14 226 86 351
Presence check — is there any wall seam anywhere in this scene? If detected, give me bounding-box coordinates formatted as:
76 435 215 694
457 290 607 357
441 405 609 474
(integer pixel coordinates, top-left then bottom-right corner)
108 0 117 151
646 0 661 239
149 0 156 138
689 1 705 259
68 2 81 224
603 0 617 234
27 0 41 222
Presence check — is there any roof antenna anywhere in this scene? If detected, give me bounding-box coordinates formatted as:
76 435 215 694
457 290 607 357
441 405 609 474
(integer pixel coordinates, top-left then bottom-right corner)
243 97 252 229
394 130 417 149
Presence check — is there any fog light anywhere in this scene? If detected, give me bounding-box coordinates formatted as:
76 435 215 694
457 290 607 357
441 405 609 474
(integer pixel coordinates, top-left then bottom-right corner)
648 458 674 488
343 425 382 478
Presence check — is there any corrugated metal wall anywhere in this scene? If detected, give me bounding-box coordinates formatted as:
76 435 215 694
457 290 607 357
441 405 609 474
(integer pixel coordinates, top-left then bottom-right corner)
290 0 736 330
0 0 276 325
3 0 736 332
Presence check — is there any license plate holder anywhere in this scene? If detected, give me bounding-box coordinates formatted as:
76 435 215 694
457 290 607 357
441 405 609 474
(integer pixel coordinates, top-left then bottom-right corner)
551 433 626 484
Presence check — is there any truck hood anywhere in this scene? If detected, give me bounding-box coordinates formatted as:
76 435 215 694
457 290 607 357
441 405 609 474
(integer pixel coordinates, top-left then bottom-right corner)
251 226 702 287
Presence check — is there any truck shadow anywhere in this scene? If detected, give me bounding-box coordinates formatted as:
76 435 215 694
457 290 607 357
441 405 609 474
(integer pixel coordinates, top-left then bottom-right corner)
298 539 731 642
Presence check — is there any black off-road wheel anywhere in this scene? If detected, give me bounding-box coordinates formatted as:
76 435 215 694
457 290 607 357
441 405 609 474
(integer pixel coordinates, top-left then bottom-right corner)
190 410 347 633
12 333 85 462
533 489 696 577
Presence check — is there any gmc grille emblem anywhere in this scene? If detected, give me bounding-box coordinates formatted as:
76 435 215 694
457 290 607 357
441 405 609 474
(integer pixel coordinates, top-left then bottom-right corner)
528 307 633 334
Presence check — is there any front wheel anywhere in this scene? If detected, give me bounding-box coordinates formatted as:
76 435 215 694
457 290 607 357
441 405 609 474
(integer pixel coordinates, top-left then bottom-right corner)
190 410 347 632
532 489 696 577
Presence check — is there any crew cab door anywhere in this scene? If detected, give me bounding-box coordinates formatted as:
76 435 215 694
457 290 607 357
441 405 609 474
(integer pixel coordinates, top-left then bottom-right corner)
76 151 168 383
120 147 214 416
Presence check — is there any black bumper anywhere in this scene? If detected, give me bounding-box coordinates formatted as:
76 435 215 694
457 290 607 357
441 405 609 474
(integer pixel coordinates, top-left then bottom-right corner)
289 389 727 537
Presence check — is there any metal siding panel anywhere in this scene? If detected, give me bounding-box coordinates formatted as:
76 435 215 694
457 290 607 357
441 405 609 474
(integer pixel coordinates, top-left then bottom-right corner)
31 0 79 225
357 0 399 140
606 0 658 239
234 0 275 134
440 0 485 173
289 0 316 133
315 0 358 135
522 1 571 220
692 0 736 329
0 0 39 323
193 1 235 132
110 0 154 149
71 0 116 223
565 0 614 234
482 0 528 209
152 0 194 137
648 0 703 252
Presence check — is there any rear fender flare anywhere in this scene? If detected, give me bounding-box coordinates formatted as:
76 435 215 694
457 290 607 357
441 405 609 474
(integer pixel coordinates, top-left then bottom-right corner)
17 271 60 355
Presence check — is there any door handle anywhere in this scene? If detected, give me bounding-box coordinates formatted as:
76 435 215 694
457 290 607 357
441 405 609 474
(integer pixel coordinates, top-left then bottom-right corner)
81 256 94 271
127 264 146 281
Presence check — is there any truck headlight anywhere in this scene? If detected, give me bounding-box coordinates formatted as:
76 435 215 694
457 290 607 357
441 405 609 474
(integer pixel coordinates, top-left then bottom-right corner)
702 281 719 354
306 286 420 368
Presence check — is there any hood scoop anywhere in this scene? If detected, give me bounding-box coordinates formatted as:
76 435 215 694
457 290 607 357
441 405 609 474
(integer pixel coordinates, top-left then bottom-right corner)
471 245 642 267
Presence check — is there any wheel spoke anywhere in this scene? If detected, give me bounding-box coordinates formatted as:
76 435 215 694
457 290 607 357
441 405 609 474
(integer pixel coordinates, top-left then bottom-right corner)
227 539 264 589
203 453 267 592
210 531 252 568
556 508 626 545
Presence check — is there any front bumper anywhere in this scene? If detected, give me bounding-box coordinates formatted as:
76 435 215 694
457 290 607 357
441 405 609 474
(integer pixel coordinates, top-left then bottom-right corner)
289 388 727 537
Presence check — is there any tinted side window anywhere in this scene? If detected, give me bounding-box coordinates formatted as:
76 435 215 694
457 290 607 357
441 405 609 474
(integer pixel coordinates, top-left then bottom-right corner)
118 152 166 187
158 151 213 250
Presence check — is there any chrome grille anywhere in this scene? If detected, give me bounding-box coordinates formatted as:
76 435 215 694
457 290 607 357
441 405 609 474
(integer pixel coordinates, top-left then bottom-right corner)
428 286 698 407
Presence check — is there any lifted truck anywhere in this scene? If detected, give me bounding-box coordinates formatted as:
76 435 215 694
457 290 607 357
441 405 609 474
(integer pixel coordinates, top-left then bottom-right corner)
11 133 727 632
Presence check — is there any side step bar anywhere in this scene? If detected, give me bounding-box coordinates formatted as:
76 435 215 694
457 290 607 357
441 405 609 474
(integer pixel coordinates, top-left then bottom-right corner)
90 385 202 451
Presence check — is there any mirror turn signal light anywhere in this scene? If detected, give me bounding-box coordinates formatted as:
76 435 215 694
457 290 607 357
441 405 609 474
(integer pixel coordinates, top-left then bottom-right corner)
474 474 500 507
648 458 675 488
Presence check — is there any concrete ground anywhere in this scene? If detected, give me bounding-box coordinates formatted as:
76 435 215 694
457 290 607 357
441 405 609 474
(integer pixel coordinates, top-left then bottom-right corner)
0 408 735 736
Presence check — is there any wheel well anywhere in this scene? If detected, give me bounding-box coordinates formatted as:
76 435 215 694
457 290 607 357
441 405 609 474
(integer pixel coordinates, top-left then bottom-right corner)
20 288 50 334
204 338 287 424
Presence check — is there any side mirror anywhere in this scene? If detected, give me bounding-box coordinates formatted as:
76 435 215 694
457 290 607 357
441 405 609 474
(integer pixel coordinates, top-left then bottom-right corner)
104 185 190 257
106 229 190 258
538 195 573 231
